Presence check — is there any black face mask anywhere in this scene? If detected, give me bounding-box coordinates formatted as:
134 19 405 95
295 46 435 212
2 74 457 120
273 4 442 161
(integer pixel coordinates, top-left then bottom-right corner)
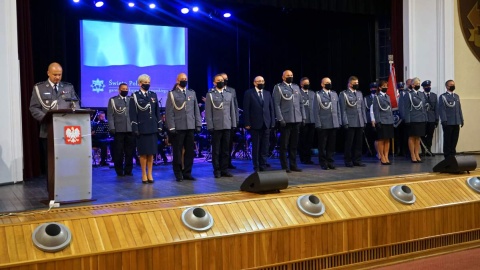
141 84 150 91
303 84 310 90
223 79 228 86
285 77 293 84
324 83 332 90
414 85 420 90
256 84 265 90
216 81 225 89
370 90 377 95
179 80 188 88
449 86 455 91
408 85 413 90
352 84 359 90
120 91 128 97
381 87 388 93
424 87 431 92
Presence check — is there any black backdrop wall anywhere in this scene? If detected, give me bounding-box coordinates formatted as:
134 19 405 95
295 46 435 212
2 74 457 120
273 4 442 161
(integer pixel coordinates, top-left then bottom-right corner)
20 0 395 178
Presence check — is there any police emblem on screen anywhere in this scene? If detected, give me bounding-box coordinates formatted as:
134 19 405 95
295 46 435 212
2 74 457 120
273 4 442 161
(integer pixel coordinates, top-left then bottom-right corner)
458 0 480 62
90 78 105 93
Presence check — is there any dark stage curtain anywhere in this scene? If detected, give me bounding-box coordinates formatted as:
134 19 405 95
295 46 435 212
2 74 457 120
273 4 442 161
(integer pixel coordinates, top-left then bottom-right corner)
391 0 404 82
17 0 38 179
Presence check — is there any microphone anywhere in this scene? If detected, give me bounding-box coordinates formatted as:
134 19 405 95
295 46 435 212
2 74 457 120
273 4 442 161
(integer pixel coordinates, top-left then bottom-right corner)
65 91 81 111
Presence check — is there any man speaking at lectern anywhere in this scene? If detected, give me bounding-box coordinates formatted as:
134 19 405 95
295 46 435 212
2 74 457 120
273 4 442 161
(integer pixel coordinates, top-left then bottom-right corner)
29 62 79 175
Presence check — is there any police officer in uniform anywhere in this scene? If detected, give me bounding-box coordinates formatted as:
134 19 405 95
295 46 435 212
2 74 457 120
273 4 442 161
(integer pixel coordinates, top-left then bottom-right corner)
313 77 341 170
107 83 135 177
371 80 395 165
395 82 409 157
165 72 202 182
420 80 438 156
29 62 79 176
129 74 162 184
298 77 316 164
220 73 239 170
272 70 305 173
403 77 427 163
339 76 367 167
438 80 464 158
205 74 237 178
364 82 378 157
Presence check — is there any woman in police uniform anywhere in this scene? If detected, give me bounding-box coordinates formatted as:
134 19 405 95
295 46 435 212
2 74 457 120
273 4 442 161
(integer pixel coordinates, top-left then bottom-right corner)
129 74 162 184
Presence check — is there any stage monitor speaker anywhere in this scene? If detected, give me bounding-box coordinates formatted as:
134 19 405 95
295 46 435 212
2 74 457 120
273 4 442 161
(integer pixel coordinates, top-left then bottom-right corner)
240 170 288 194
432 155 477 173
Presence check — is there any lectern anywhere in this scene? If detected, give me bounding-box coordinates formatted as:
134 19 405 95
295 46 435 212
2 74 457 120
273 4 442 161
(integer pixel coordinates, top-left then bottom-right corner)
44 109 95 202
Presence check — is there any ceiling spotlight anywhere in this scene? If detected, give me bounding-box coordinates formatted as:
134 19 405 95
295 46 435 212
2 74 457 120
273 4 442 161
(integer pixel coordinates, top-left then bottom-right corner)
73 0 80 3
149 3 156 9
297 194 325 217
128 2 134 7
181 8 189 14
192 6 199 12
223 12 231 18
181 207 214 231
32 222 72 252
390 185 416 204
94 1 104 7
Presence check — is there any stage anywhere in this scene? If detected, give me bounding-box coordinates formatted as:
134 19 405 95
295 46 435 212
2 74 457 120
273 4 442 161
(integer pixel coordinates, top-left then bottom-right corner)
1 153 475 214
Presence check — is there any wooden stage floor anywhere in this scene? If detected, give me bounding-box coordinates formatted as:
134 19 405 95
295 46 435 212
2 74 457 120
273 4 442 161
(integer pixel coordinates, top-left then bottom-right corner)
1 153 479 215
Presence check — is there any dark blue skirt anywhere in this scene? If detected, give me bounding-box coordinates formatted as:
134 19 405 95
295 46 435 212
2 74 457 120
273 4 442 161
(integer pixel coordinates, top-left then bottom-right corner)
136 133 158 155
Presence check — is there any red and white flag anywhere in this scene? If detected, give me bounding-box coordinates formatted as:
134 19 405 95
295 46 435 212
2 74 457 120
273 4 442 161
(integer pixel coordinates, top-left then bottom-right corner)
387 63 398 110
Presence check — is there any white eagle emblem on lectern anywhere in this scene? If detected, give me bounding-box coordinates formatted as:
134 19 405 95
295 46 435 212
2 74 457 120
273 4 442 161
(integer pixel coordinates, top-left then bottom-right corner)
64 126 82 144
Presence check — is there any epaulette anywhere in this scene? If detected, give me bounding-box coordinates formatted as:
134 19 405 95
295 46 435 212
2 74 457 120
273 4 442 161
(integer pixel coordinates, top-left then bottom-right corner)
61 82 72 85
187 88 195 92
208 88 216 93
34 81 47 86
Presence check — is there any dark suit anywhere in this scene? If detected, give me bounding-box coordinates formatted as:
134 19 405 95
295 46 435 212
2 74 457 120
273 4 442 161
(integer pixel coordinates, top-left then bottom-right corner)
243 88 274 171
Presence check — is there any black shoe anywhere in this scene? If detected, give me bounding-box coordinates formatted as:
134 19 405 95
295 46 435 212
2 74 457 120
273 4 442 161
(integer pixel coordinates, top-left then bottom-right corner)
124 173 133 176
321 165 329 170
345 162 354 167
228 164 237 169
381 162 389 165
328 164 336 169
353 162 366 167
290 167 302 172
265 163 271 168
221 172 233 177
176 178 183 182
183 175 196 181
214 173 221 178
259 166 266 172
147 179 154 183
285 169 291 173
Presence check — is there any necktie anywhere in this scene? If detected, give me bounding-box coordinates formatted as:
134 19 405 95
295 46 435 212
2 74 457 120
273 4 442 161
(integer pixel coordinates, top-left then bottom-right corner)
427 93 430 99
54 84 58 94
259 90 263 101
328 91 331 98
182 90 186 97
